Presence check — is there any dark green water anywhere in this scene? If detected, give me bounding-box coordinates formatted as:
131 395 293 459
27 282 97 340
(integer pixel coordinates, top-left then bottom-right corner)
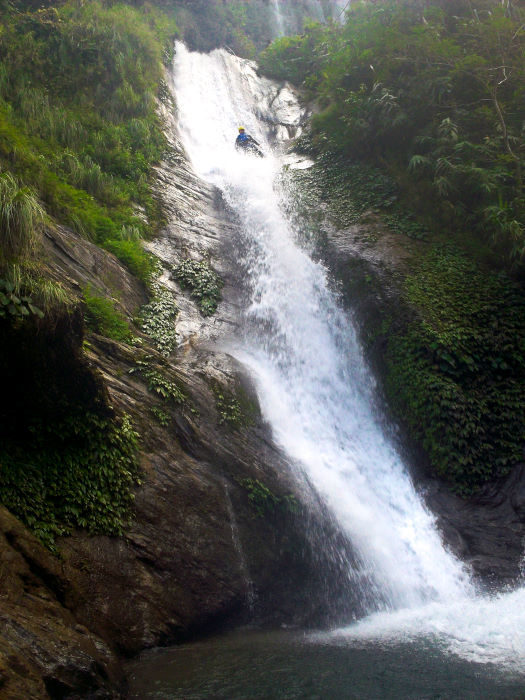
126 629 525 699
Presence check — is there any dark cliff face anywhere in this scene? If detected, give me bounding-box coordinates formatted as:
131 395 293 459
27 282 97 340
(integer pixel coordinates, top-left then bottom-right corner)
0 505 123 699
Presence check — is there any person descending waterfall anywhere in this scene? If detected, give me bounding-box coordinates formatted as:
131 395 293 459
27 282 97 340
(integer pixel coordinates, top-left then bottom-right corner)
235 126 263 157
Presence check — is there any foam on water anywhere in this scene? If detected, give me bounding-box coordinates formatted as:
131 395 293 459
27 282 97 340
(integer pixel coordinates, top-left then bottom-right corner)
319 587 525 671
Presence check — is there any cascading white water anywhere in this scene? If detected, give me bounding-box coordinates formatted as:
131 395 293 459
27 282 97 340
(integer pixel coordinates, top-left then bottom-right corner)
172 39 470 611
269 0 329 37
271 0 285 36
172 43 525 668
332 0 349 22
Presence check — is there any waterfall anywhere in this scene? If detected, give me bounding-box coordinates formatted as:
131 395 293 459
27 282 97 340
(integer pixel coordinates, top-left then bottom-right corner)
171 43 525 667
271 0 285 36
305 0 326 22
270 0 330 37
172 39 470 612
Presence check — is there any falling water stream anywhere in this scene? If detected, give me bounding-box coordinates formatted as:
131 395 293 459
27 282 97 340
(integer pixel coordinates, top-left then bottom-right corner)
271 0 285 36
127 44 525 698
270 0 329 36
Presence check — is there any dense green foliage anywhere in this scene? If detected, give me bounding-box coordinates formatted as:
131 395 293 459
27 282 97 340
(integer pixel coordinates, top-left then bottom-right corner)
386 247 525 493
261 0 524 269
0 299 142 548
139 281 179 356
0 411 139 549
83 287 132 342
173 258 223 316
0 278 43 320
0 0 177 280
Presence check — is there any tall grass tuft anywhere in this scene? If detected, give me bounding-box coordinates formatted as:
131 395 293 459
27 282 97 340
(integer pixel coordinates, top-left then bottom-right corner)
3 262 72 315
30 277 72 312
0 173 44 260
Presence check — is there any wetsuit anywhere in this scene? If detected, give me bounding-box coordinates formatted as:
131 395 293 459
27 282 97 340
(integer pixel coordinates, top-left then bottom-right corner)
236 132 252 147
235 132 263 156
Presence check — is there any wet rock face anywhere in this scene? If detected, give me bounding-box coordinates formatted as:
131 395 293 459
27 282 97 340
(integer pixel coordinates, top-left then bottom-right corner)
510 466 525 523
58 341 356 656
425 466 525 587
0 507 122 700
216 52 308 143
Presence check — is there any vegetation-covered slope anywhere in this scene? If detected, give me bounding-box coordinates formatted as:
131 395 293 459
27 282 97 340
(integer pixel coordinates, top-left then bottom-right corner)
261 0 524 268
0 0 180 546
0 1 177 286
0 0 326 551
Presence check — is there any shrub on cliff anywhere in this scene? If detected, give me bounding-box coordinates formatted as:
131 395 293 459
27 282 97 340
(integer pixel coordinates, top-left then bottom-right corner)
172 258 223 316
0 412 140 549
83 288 133 343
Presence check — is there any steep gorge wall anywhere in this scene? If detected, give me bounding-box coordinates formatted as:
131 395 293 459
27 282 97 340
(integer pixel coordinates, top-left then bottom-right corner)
2 40 525 699
0 71 353 699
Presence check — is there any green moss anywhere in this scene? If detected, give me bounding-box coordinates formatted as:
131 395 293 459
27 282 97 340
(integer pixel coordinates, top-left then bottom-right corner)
386 247 525 493
0 412 140 550
289 152 428 240
83 288 132 343
103 239 157 284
